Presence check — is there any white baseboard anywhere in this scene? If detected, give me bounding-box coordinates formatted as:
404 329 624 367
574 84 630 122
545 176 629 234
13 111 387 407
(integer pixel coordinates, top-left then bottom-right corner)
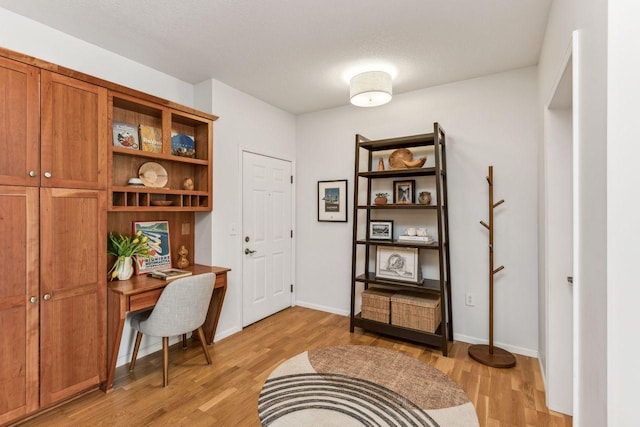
214 326 242 342
295 300 349 316
454 333 539 358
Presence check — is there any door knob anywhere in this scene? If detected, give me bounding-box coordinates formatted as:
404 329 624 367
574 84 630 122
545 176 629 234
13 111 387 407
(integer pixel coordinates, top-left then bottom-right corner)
44 172 52 178
29 296 38 303
245 248 256 255
43 293 51 300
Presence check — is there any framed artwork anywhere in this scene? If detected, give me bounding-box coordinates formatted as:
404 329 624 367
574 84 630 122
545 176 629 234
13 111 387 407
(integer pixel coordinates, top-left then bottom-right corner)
318 180 348 222
369 220 394 241
376 246 421 283
132 220 172 274
393 179 415 204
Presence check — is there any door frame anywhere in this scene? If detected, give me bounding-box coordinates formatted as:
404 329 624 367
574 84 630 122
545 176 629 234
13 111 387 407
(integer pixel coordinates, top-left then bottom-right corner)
239 147 296 327
542 30 581 417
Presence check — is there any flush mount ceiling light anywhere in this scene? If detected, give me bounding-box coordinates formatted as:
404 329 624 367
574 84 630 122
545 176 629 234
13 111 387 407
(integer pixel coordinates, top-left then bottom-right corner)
349 71 392 107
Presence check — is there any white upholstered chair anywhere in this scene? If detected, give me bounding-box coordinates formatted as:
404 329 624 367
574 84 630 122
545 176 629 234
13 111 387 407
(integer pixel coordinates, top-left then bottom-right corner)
129 273 216 387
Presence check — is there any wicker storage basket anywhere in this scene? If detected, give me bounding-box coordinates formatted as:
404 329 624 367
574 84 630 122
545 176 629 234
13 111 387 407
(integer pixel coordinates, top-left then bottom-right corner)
391 291 441 333
361 288 394 323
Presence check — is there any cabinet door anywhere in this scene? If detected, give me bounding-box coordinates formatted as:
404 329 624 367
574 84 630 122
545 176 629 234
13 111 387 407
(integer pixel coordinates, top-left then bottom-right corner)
0 186 39 423
39 188 106 407
41 71 107 190
0 57 39 186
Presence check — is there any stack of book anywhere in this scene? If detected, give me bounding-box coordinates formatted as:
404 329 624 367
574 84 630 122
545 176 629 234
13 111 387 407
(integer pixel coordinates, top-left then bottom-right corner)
397 235 434 244
149 268 192 281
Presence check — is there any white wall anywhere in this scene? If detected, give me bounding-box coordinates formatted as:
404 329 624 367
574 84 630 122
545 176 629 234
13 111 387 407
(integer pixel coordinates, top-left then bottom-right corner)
193 79 296 340
296 67 540 356
538 0 608 424
0 8 193 106
607 1 640 425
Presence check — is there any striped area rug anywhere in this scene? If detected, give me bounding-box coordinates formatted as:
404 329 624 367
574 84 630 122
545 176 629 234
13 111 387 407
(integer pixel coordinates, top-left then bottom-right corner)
258 346 479 426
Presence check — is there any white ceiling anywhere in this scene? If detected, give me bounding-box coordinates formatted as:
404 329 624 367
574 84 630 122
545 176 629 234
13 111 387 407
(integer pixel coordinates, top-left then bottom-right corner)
0 0 551 114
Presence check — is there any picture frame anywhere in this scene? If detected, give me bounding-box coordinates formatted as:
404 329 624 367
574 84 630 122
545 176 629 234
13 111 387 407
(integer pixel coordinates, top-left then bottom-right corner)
369 220 394 241
132 220 172 274
318 180 348 222
376 246 421 283
393 180 415 204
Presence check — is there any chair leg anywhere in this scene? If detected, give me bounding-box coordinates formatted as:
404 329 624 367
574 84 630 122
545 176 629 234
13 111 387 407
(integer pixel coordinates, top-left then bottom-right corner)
129 332 143 372
196 327 212 365
182 333 187 349
162 337 169 387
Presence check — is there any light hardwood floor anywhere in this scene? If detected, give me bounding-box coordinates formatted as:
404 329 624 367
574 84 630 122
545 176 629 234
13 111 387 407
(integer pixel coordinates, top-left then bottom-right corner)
20 306 571 426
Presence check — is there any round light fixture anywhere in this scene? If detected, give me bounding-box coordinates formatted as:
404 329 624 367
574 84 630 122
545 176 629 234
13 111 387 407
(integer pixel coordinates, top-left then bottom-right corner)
349 71 392 107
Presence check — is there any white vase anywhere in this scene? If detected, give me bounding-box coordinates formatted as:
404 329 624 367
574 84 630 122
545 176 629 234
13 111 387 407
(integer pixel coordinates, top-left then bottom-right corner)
116 256 134 281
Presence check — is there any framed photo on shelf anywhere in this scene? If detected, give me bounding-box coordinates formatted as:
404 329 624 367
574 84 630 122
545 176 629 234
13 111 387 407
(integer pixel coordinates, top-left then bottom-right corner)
132 220 172 274
318 180 348 222
376 246 421 283
369 220 393 241
393 180 415 204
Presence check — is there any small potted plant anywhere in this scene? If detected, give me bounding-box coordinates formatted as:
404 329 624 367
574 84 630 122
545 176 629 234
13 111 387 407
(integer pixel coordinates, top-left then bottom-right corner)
374 192 389 205
107 231 151 281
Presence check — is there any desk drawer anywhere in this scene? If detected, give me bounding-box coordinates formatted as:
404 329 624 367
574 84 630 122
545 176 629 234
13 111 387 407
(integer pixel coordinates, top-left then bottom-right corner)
129 289 162 312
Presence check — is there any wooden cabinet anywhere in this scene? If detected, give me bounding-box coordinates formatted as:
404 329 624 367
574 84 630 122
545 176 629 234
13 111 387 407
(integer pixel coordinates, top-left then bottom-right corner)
41 71 108 190
39 188 106 406
0 54 108 424
0 57 39 187
108 92 214 211
0 186 39 425
349 123 453 355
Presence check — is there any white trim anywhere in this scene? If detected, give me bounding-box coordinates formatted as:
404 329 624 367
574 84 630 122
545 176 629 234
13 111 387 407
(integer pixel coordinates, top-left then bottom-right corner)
295 301 349 317
571 29 582 424
453 333 539 358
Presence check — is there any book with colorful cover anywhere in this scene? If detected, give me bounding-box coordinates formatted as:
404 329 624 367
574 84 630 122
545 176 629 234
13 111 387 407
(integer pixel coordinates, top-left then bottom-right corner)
132 220 171 274
112 121 139 149
139 125 163 153
171 133 196 158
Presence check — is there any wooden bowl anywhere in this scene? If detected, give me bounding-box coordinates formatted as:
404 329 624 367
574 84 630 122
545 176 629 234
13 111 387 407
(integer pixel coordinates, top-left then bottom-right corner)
388 148 413 169
150 200 173 206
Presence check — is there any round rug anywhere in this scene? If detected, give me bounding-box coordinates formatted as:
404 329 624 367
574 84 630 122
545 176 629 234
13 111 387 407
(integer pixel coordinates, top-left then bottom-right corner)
258 345 479 426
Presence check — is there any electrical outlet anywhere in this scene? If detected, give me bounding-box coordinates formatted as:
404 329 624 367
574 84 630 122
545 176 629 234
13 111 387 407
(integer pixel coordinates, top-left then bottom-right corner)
465 292 475 306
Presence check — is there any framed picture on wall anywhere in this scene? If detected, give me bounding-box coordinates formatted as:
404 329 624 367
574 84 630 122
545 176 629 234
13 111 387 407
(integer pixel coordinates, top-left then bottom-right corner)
132 220 172 274
369 220 394 241
318 179 348 222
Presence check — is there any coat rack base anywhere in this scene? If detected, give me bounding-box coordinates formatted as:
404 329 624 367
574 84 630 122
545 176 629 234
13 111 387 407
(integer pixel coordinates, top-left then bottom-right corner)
468 344 516 368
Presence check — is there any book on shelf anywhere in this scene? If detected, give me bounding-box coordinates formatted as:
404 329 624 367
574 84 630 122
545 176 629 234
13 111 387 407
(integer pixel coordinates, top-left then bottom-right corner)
149 268 192 281
397 235 434 243
171 133 196 158
139 125 163 153
112 121 139 150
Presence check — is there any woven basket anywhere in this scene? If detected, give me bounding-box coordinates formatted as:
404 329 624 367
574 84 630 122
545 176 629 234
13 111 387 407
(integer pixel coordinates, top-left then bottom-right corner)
391 291 441 333
361 288 394 323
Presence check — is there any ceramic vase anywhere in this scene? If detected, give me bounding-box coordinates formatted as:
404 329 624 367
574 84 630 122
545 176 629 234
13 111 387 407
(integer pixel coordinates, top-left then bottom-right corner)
116 256 134 281
418 191 432 205
374 197 388 205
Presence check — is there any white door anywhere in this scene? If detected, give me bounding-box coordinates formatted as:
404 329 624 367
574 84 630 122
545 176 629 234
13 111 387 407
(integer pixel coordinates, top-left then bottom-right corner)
242 151 292 326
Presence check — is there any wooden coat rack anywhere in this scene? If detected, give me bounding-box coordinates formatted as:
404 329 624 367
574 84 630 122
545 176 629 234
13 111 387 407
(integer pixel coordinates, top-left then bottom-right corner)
468 166 516 368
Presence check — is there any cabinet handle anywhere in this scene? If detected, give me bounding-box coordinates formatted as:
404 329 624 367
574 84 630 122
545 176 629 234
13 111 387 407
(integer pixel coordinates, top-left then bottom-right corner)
29 170 37 177
43 293 51 300
29 296 38 303
44 172 52 178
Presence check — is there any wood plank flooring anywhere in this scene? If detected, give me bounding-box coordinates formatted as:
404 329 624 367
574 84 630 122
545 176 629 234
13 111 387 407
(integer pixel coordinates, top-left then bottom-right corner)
19 307 572 426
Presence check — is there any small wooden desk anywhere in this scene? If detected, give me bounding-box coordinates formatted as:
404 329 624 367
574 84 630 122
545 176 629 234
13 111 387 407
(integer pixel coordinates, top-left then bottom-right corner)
103 264 230 392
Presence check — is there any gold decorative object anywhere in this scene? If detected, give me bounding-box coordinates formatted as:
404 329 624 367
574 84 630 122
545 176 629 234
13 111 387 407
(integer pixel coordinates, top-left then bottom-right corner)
182 178 194 191
402 157 427 168
377 158 385 171
176 245 189 269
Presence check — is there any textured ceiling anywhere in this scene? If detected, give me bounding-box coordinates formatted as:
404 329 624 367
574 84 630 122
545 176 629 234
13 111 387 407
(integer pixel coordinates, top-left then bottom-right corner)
0 0 551 114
